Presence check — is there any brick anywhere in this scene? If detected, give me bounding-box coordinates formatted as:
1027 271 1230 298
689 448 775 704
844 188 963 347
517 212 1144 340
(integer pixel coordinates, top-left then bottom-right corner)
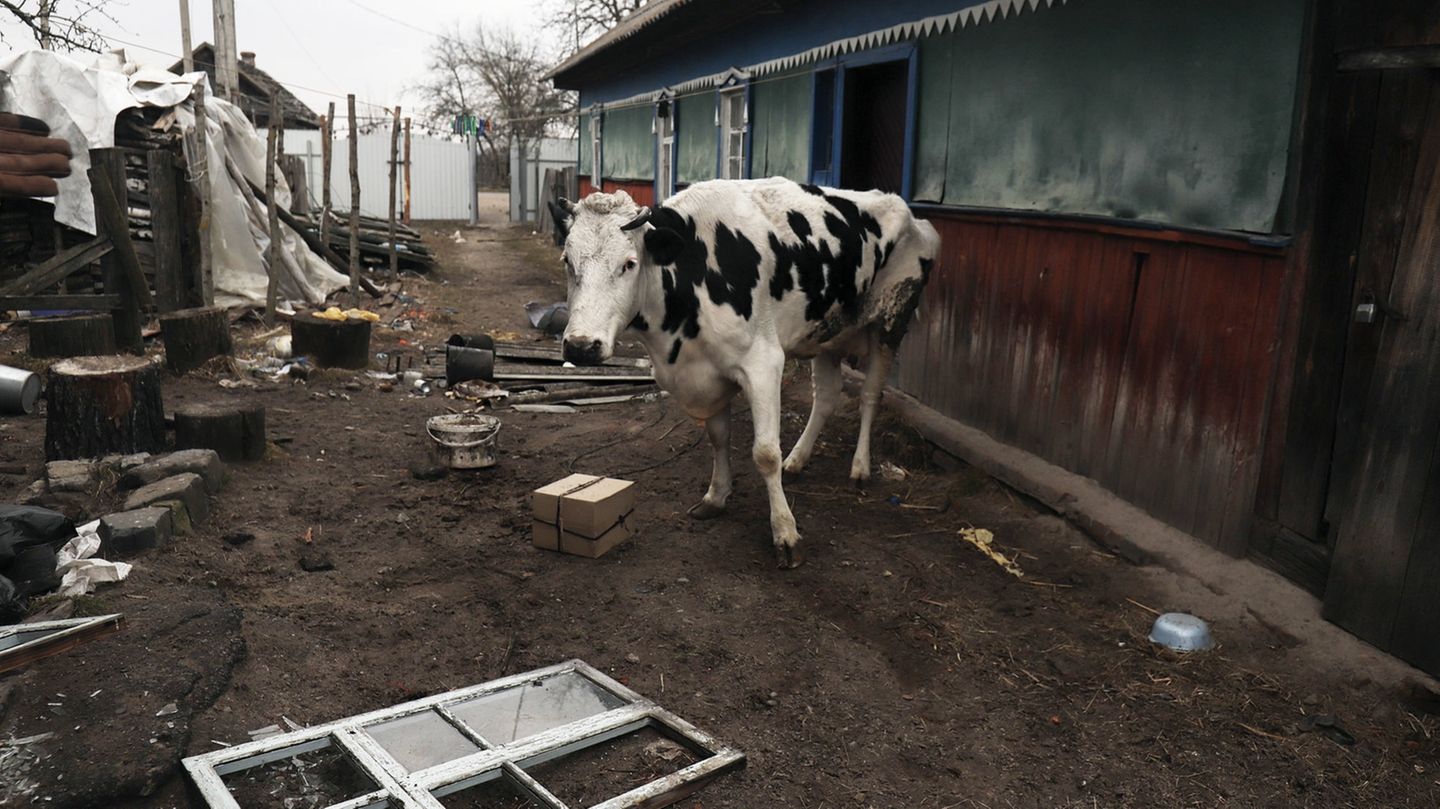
123 473 210 525
99 507 173 556
120 450 226 494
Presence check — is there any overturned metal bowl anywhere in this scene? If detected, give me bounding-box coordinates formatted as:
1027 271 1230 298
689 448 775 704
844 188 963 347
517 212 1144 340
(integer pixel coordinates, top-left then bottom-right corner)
1148 612 1214 652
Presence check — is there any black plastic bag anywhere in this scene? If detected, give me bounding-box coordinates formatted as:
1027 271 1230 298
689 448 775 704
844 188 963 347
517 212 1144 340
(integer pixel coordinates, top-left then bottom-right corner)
7 545 59 598
0 505 75 567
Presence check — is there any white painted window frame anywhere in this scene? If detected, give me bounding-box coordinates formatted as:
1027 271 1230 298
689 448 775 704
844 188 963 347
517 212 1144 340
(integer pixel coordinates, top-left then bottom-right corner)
717 86 747 180
655 101 676 199
590 112 603 181
182 659 744 809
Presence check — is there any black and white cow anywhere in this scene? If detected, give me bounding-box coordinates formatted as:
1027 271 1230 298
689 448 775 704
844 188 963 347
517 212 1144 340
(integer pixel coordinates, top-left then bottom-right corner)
557 178 939 568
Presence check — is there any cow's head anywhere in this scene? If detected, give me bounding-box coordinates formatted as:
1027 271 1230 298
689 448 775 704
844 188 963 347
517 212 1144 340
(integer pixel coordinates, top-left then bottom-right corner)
559 191 677 365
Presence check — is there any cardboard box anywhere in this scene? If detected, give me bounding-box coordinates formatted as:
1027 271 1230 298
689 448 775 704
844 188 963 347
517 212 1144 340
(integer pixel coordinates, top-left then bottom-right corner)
531 473 636 558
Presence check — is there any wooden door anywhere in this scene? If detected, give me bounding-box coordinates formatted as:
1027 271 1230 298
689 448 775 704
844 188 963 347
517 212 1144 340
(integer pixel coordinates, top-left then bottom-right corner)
1322 65 1440 676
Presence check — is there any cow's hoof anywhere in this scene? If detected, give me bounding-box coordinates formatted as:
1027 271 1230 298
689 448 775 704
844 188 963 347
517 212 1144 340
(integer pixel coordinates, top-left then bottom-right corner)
774 543 804 569
687 501 726 520
782 456 808 476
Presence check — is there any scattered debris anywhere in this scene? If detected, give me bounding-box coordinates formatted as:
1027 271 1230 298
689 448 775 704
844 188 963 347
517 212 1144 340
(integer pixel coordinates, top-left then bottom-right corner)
1301 714 1357 746
959 527 1023 578
298 548 335 573
525 300 569 335
878 461 909 481
56 520 133 597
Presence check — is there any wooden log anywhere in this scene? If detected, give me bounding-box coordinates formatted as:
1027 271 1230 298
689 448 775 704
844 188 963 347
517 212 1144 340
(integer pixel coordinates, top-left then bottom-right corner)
347 94 359 304
88 149 148 353
44 355 166 461
146 149 186 313
159 305 232 374
28 313 117 358
175 401 266 462
291 313 371 369
280 154 309 216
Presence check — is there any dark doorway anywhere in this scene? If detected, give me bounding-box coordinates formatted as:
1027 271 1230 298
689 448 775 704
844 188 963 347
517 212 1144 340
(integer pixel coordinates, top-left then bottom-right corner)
839 60 907 194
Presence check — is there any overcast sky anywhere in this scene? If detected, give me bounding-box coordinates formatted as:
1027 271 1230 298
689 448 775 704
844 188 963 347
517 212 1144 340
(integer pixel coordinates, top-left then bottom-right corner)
0 0 558 122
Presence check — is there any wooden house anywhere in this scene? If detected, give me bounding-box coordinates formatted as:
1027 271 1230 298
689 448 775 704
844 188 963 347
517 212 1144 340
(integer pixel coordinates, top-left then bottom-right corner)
171 44 322 130
549 0 1440 676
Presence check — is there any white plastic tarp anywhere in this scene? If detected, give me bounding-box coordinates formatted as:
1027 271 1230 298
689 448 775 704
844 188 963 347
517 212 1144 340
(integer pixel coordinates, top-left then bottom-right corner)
0 49 345 307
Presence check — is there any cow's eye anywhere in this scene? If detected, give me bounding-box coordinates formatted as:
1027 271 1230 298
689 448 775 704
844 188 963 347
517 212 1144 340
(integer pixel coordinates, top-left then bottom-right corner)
622 258 638 273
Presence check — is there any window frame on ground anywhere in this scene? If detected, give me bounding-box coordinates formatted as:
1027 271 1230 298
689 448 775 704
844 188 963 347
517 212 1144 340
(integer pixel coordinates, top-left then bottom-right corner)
183 659 745 809
0 613 124 674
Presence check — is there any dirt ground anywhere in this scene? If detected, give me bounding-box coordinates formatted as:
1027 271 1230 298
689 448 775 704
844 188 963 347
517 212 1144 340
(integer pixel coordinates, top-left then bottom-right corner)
2 204 1439 808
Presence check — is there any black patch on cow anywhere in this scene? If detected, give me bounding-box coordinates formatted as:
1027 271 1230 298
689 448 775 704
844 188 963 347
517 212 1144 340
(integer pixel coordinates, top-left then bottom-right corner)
919 257 934 281
786 210 811 239
629 313 649 332
648 207 762 341
765 191 890 329
800 183 825 196
668 338 683 364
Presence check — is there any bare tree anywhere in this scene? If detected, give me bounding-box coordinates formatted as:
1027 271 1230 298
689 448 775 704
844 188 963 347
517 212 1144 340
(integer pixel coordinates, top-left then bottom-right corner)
0 0 117 52
415 26 574 183
546 0 645 53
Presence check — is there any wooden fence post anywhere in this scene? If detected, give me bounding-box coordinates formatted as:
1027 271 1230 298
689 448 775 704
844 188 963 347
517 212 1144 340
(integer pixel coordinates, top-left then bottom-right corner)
146 149 185 313
321 101 333 247
388 105 400 279
88 148 150 354
264 97 281 325
403 116 412 225
347 94 360 304
191 84 214 306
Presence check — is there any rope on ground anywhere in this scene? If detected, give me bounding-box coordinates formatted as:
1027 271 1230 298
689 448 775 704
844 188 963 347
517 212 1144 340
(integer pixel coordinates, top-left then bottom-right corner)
565 403 752 476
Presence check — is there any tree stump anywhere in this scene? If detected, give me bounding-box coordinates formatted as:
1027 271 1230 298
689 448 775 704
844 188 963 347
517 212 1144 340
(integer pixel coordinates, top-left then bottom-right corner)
159 306 233 374
174 402 267 462
291 314 371 369
44 355 166 461
28 313 117 359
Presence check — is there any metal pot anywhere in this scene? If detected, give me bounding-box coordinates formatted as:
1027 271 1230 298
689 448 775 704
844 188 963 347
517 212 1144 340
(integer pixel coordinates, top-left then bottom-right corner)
0 364 40 415
445 345 495 385
426 413 501 469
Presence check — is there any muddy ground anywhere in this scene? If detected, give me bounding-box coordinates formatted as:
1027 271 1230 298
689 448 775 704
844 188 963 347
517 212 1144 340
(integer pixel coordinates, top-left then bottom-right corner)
1 209 1438 808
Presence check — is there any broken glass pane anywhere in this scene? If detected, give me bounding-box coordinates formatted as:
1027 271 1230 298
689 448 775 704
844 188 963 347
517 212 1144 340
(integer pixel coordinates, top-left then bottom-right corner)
523 726 702 808
0 628 59 652
449 672 626 746
435 772 542 809
366 710 481 772
221 739 378 808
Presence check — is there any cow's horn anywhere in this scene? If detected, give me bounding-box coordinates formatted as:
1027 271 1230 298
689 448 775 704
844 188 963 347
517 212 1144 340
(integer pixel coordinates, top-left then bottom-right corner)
620 206 653 231
557 197 577 215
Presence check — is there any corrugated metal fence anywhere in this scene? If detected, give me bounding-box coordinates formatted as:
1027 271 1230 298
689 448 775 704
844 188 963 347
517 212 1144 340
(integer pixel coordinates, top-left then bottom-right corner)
283 130 473 221
511 138 579 223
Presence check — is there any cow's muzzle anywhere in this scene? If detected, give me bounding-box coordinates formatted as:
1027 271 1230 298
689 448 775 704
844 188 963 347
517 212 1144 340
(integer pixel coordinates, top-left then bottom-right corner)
563 337 607 366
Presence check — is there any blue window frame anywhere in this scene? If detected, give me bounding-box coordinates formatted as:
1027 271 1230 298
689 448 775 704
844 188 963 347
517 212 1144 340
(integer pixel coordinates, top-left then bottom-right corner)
808 42 919 199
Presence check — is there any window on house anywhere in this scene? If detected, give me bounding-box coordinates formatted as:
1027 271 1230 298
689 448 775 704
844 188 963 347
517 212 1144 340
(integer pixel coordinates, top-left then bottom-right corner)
810 69 837 186
590 114 602 182
718 87 747 179
656 100 675 199
839 60 908 194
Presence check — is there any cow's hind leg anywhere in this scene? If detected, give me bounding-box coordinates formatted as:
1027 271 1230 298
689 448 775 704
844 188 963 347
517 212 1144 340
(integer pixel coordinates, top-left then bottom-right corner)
783 351 843 475
741 350 803 568
851 331 894 483
687 404 732 520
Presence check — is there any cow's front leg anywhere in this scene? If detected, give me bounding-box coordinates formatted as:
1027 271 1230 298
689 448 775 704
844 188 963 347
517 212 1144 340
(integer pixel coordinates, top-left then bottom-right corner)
783 352 842 475
742 352 803 568
687 404 731 520
852 333 895 483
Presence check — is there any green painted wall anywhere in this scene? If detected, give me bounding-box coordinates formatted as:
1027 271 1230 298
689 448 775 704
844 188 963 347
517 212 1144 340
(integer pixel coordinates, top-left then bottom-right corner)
913 0 1305 232
602 105 655 181
677 92 717 185
579 112 593 176
751 73 813 181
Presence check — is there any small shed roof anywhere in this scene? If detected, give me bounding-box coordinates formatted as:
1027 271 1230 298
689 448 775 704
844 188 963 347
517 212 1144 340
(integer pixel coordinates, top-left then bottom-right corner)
171 43 322 129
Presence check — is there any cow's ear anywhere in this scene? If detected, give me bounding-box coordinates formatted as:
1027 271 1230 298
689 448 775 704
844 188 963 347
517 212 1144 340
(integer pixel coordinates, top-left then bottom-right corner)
643 227 685 266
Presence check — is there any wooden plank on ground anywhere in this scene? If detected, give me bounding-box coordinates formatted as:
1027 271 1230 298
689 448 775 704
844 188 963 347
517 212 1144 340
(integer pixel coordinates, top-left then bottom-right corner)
0 237 111 297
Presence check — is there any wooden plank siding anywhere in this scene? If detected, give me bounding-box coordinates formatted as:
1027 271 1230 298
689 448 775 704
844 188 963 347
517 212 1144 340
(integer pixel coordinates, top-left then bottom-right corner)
897 211 1286 553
